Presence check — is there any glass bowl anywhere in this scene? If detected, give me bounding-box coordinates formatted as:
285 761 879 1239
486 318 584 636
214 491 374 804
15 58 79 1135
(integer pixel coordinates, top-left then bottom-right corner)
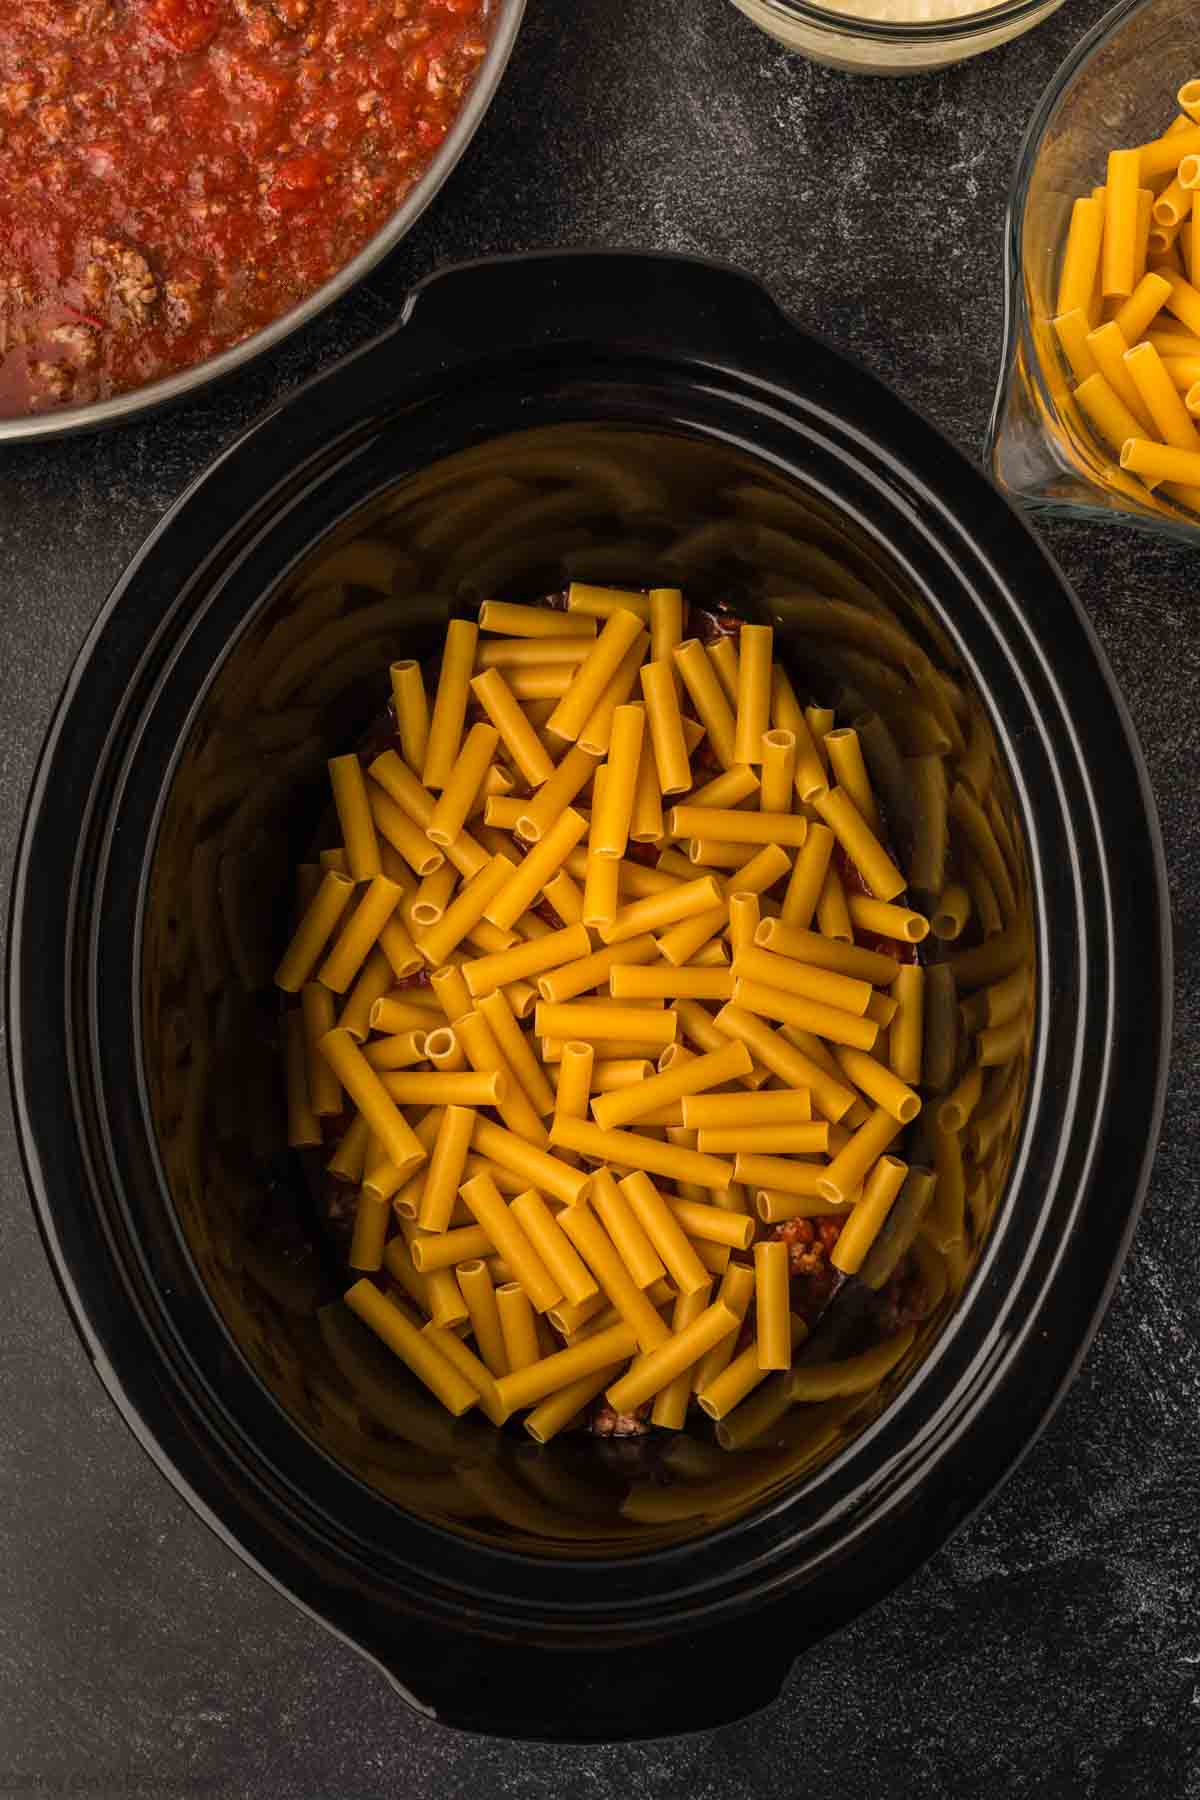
727 0 1067 74
0 0 526 445
987 0 1200 540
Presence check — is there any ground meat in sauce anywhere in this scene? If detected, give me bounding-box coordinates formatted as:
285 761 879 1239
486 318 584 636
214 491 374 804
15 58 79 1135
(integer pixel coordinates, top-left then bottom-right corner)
0 0 491 417
773 1215 845 1327
876 1261 929 1335
588 1401 652 1438
771 1216 928 1336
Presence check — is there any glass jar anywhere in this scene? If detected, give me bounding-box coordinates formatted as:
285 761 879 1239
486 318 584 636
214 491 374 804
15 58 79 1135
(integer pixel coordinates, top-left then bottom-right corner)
728 0 1067 74
986 0 1200 540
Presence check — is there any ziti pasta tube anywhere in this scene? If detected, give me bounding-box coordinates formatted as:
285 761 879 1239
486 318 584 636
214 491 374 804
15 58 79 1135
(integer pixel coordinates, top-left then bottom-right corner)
510 1189 599 1309
422 617 478 791
318 1029 426 1178
591 1037 752 1133
639 658 693 795
495 1282 540 1373
587 1166 666 1290
545 607 645 743
328 753 381 881
463 921 592 999
590 703 645 858
417 1104 477 1233
494 1320 639 1416
275 869 356 992
344 1281 477 1416
390 660 430 774
550 1116 734 1193
318 875 404 993
556 1204 672 1353
651 1285 716 1430
427 721 498 847
617 1170 713 1295
753 1240 792 1371
734 623 773 765
485 808 590 931
459 1172 564 1313
470 667 555 788
606 1300 737 1415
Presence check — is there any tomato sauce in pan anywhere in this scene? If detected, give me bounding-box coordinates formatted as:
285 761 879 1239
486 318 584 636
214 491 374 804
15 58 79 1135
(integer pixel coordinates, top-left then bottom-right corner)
0 0 491 417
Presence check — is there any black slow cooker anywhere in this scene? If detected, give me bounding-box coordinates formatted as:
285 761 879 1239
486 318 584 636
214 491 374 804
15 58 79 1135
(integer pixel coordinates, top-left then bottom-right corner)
7 252 1170 1741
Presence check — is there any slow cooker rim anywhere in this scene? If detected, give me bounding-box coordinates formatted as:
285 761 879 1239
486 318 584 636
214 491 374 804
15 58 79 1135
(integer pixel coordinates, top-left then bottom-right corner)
9 467 1164 1644
7 255 1172 1661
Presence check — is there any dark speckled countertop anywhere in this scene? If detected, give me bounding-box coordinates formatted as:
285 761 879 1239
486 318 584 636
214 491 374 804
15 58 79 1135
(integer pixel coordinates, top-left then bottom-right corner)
2 1 1198 1795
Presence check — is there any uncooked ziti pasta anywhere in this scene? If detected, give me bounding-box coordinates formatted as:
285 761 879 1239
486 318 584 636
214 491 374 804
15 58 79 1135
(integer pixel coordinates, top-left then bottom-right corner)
276 581 1033 1447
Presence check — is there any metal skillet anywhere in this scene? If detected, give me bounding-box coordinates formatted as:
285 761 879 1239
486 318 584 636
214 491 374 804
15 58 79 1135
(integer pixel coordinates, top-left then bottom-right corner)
0 0 525 447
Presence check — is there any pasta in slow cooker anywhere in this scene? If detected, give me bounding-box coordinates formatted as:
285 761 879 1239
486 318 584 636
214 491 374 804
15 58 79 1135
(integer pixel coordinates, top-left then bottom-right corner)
273 581 1033 1452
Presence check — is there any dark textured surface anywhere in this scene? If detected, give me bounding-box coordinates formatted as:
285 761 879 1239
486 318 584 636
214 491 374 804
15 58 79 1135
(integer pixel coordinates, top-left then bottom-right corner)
1 0 1197 1795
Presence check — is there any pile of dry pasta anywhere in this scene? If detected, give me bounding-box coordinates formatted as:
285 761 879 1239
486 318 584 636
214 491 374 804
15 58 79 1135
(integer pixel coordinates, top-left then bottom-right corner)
276 583 1031 1445
1053 77 1200 512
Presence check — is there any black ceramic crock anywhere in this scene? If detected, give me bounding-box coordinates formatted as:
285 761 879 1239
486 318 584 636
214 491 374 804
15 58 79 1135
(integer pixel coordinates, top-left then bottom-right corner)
7 252 1171 1741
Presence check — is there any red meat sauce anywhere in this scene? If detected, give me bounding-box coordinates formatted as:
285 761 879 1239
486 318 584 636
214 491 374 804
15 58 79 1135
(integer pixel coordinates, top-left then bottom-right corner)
0 0 490 417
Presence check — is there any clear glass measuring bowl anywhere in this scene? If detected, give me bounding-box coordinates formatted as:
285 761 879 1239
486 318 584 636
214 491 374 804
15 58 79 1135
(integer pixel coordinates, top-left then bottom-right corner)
728 0 1067 74
986 0 1200 540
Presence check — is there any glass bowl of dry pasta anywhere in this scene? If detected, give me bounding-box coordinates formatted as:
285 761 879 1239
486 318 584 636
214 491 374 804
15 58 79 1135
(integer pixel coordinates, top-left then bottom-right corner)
10 251 1169 1740
988 0 1200 537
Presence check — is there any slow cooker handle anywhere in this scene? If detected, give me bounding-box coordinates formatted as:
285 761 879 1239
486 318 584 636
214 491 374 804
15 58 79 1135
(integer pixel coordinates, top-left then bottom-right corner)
372 1599 803 1740
393 248 793 364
